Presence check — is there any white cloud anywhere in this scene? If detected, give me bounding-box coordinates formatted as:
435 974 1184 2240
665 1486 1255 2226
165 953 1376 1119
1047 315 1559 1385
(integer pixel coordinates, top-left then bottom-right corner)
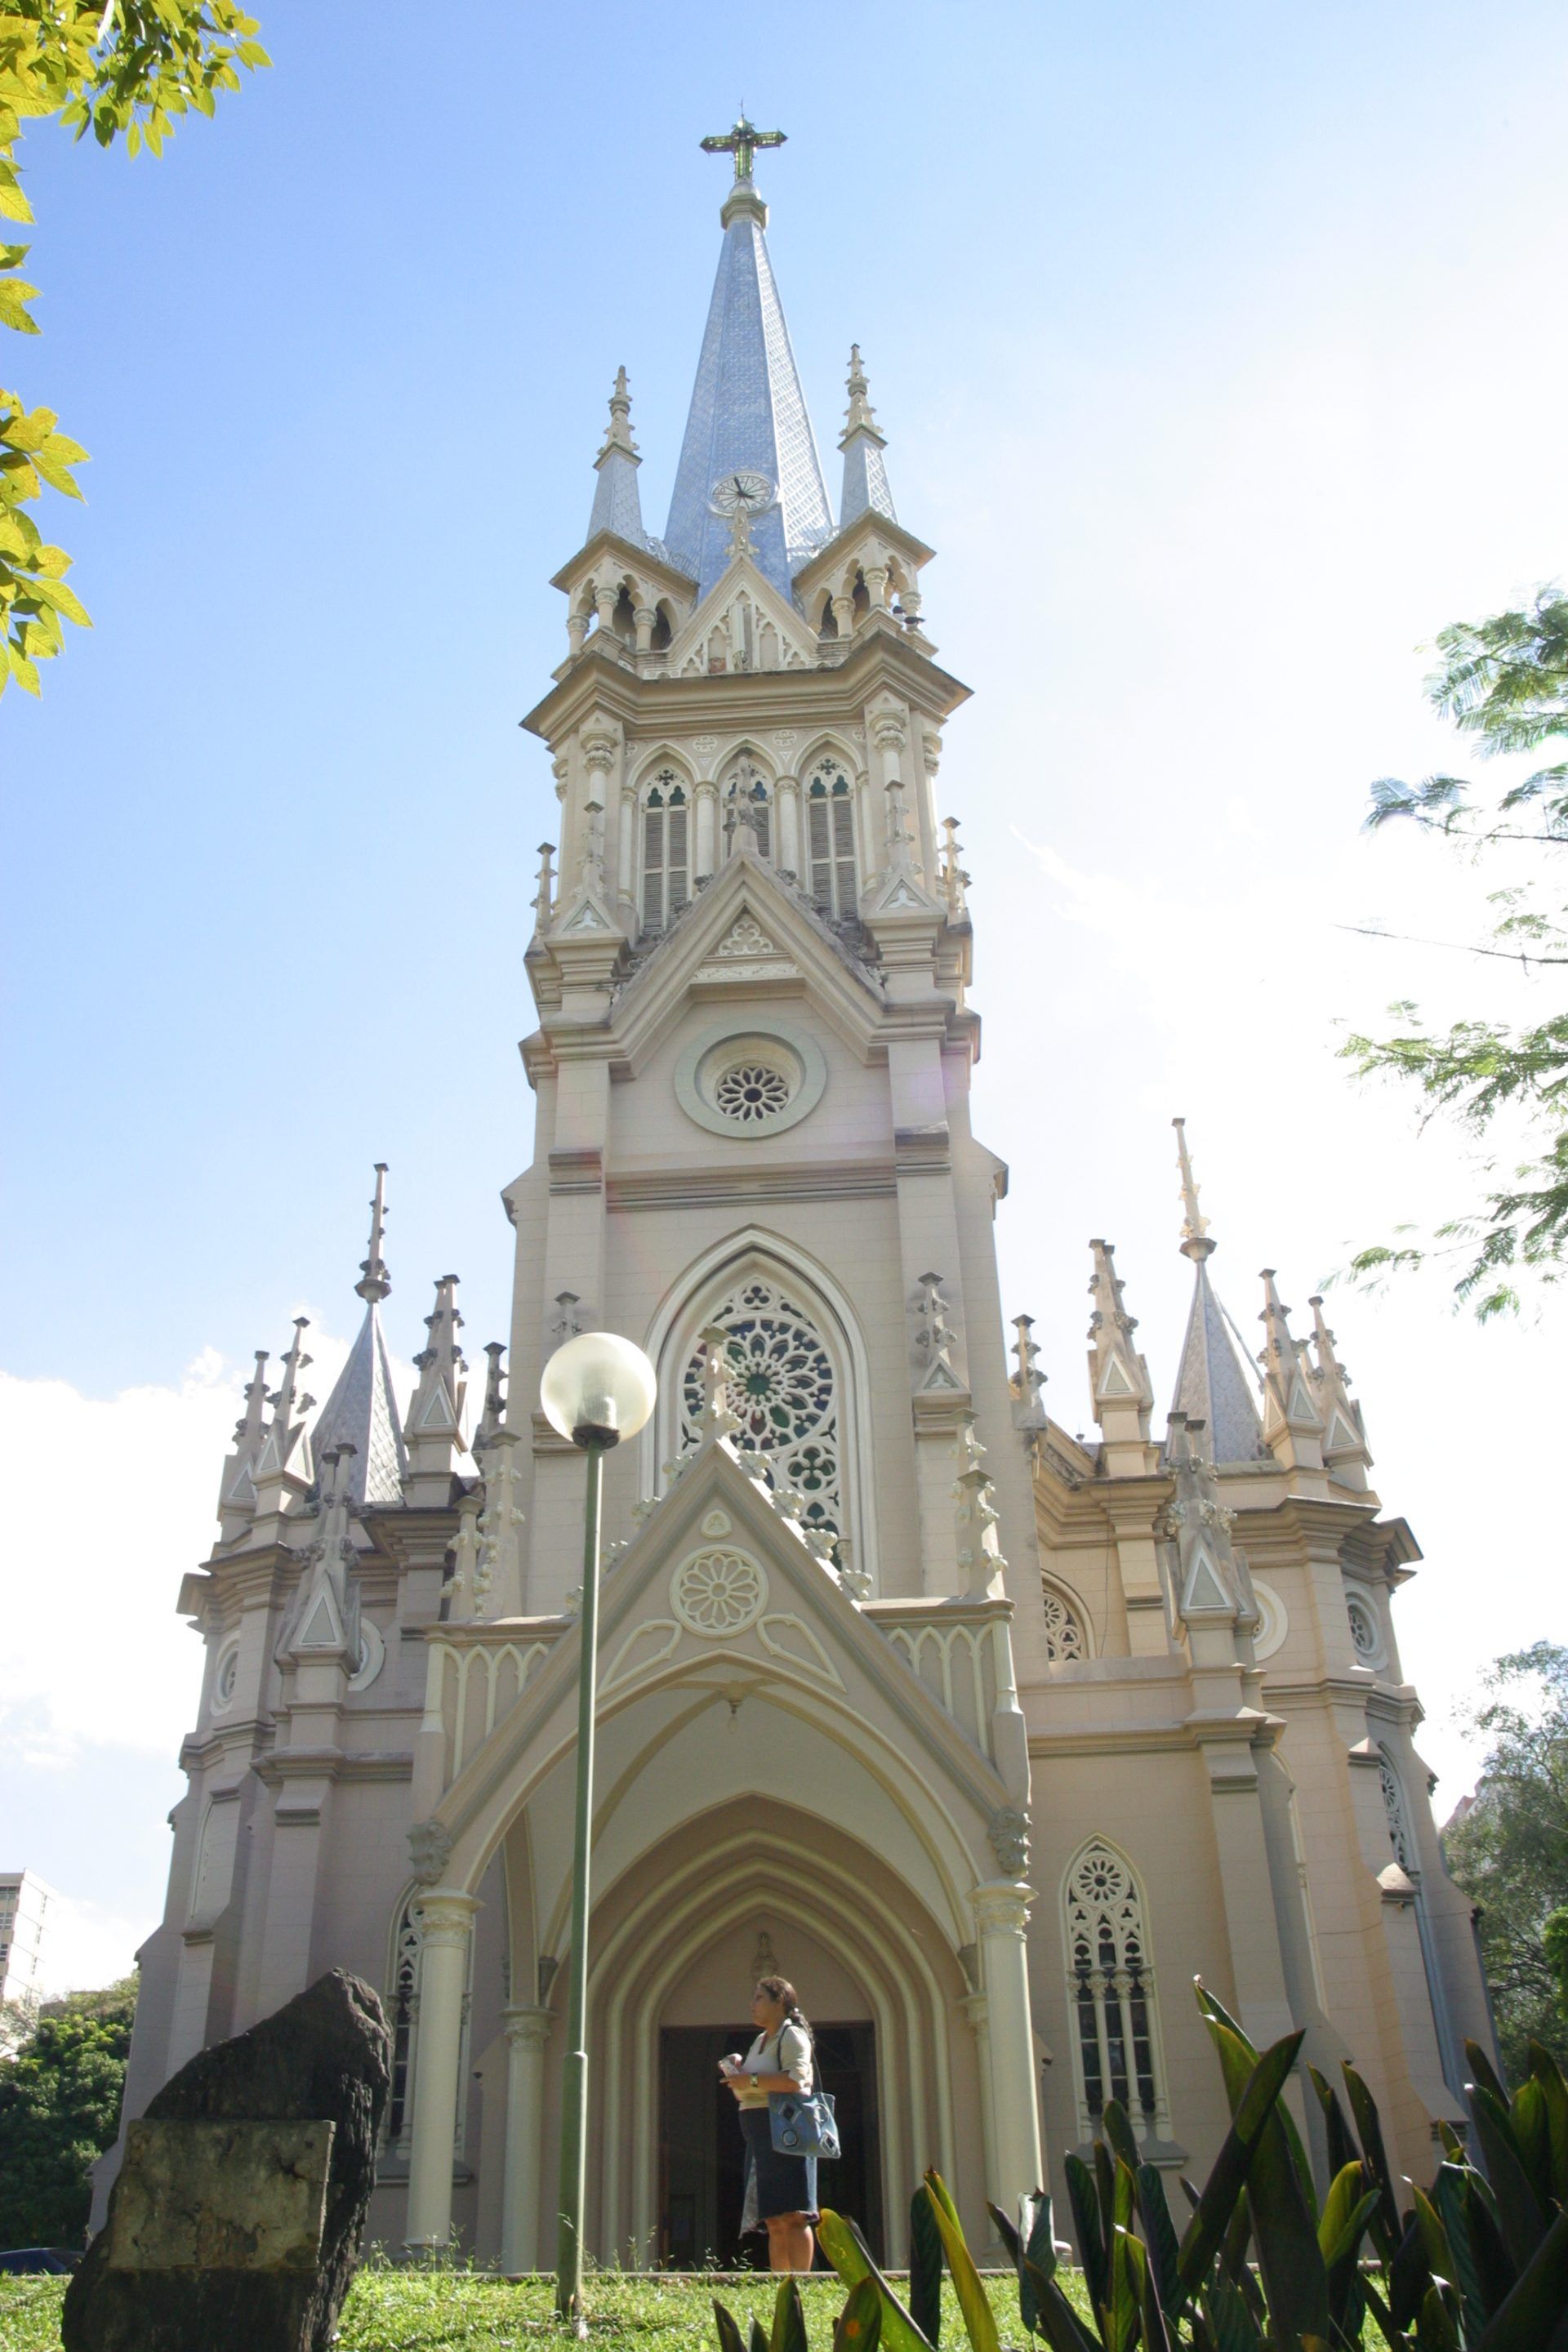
0 1320 387 1767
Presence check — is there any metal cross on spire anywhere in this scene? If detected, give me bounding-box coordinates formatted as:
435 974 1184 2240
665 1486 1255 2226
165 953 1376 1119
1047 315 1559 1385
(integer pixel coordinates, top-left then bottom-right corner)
700 110 786 184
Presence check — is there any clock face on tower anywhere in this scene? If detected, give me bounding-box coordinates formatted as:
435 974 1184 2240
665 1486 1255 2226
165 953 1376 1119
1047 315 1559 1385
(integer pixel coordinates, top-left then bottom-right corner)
708 470 776 517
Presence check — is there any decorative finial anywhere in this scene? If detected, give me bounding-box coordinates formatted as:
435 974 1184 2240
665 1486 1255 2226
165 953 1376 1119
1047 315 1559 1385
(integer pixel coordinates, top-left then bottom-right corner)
699 112 786 185
532 842 556 933
1173 1118 1214 1263
1011 1315 1045 1415
355 1163 391 1303
596 367 637 462
844 345 877 435
478 1340 506 1446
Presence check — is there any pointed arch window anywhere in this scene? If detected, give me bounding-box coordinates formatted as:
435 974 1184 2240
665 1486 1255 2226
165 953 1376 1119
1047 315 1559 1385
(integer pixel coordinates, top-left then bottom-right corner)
680 1275 842 1544
1062 1841 1168 2143
722 755 772 860
641 771 689 933
806 761 858 918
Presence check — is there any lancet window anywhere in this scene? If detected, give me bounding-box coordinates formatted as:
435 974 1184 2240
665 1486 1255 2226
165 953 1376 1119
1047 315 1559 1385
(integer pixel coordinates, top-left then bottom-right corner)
383 1901 471 2161
1063 1841 1167 2142
640 771 689 932
680 1276 842 1542
805 760 858 918
722 756 772 859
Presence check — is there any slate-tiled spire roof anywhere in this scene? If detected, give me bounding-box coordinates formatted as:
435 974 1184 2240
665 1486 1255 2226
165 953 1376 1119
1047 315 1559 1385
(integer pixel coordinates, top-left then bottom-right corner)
310 1165 409 1507
1166 1120 1268 1466
664 176 833 604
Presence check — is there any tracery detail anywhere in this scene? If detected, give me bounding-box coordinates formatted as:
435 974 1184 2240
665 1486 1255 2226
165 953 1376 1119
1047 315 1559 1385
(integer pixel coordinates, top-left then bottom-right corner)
1063 1841 1166 2140
1379 1754 1414 1872
714 1061 793 1124
1041 1585 1086 1662
671 1546 768 1637
683 1278 842 1539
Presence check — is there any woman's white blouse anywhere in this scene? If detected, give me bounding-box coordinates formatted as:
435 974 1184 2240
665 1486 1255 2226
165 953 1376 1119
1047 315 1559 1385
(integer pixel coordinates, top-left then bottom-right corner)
736 2021 813 2106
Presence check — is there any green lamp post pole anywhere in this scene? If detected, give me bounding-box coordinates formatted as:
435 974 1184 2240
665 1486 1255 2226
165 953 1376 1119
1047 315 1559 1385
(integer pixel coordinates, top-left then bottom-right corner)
538 1332 657 2332
555 1432 605 2328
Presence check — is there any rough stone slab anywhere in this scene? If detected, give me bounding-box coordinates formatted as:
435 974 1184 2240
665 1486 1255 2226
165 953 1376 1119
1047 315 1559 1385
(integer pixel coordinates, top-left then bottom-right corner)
64 1969 390 2352
107 2120 335 2272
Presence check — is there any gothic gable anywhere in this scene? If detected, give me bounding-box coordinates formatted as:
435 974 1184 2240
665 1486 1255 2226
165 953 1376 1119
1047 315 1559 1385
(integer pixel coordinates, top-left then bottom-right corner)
663 550 822 679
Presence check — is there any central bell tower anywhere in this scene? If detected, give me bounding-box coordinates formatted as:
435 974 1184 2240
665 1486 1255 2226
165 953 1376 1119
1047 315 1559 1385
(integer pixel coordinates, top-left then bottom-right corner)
497 118 1046 1672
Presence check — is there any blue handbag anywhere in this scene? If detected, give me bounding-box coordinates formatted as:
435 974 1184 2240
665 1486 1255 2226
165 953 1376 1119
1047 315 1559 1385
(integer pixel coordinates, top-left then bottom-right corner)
768 2087 840 2158
765 2028 840 2158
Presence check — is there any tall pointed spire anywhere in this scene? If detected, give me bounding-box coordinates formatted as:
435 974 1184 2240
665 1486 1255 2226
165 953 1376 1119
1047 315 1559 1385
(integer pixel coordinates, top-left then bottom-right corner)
664 121 833 604
586 366 647 546
839 345 896 527
310 1165 410 1508
253 1316 315 1490
1167 1120 1267 1465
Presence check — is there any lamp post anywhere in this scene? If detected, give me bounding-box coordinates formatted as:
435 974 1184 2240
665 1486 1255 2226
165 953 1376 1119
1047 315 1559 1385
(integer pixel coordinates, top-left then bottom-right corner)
539 1330 657 2329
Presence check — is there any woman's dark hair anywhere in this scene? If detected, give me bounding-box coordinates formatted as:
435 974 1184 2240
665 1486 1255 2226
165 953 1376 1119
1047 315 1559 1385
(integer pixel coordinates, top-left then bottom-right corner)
756 1974 809 2033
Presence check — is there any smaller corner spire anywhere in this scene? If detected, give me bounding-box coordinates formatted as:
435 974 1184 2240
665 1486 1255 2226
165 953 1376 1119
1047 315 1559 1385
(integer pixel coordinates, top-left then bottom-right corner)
355 1162 391 1304
252 1316 315 1503
403 1273 468 1503
1307 1294 1373 1485
1173 1118 1214 1263
216 1348 271 1535
839 342 897 527
1086 1239 1156 1473
587 366 646 546
1258 1270 1325 1472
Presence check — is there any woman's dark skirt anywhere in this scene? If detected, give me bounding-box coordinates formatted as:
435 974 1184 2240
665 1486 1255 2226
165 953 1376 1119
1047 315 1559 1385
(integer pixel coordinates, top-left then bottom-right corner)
739 2105 819 2230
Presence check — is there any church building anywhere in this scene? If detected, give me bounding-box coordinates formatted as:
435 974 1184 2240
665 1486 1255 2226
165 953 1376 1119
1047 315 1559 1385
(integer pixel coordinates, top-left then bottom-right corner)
99 123 1492 2267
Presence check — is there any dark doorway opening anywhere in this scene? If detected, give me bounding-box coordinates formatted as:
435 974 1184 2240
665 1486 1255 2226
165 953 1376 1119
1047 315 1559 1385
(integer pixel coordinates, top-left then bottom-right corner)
657 2020 882 2269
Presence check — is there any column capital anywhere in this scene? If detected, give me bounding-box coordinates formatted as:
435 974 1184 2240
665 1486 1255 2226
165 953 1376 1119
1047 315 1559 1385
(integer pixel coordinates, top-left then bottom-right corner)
413 1889 479 1948
502 2002 554 2051
969 1878 1036 1937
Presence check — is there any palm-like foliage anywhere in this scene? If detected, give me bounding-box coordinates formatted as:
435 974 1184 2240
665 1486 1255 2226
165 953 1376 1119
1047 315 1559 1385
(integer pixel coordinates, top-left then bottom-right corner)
713 1983 1568 2352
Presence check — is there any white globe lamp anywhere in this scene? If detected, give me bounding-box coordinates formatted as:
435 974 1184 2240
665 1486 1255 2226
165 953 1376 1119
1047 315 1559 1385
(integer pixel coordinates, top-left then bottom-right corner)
539 1330 657 1450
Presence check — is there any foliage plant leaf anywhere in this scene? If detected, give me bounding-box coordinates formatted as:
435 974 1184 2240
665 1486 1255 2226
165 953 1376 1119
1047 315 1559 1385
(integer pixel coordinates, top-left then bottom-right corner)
1472 2201 1568 2352
833 2276 883 2352
1468 2082 1548 2270
908 2183 942 2349
921 2171 999 2352
1342 2060 1404 2255
771 2277 808 2352
816 2209 936 2352
712 2299 748 2352
1063 2154 1108 2321
1196 1998 1328 2345
1527 2039 1568 2207
1174 2021 1304 2301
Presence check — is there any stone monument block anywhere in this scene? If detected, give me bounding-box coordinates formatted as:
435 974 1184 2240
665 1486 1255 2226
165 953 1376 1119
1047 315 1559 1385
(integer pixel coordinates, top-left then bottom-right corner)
107 2120 335 2271
64 1970 390 2352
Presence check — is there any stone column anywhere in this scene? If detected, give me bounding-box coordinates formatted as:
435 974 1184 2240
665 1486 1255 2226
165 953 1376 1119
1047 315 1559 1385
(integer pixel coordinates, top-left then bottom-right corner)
405 1891 479 2252
777 772 802 877
694 782 719 883
971 1881 1045 2210
960 1989 1000 2216
501 2003 552 2274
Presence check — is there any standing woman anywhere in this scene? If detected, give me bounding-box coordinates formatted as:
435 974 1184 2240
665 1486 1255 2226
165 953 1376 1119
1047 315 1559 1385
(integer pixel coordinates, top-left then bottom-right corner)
719 1975 819 2272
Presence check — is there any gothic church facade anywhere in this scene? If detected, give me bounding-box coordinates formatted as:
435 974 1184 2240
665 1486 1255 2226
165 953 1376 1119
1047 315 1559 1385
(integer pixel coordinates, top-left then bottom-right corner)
100 131 1491 2265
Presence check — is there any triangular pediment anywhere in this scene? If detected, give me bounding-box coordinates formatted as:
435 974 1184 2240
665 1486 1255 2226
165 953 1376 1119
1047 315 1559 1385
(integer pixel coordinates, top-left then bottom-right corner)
298 1585 343 1648
430 1440 1016 1854
665 552 822 679
1286 1374 1321 1427
1325 1408 1362 1454
608 850 884 1068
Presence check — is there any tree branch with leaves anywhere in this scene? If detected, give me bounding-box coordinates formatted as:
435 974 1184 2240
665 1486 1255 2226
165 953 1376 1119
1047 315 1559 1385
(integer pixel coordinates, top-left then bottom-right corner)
0 2 267 701
1343 587 1568 1316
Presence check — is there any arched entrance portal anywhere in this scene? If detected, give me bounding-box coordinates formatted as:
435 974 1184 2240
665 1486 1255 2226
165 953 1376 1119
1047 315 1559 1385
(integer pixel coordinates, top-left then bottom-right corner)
657 1909 880 2266
581 1798 973 2266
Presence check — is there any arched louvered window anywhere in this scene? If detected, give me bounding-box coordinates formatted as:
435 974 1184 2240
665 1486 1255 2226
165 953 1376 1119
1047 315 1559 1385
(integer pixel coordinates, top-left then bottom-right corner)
1062 1841 1168 2143
806 761 858 918
641 772 689 932
722 756 771 860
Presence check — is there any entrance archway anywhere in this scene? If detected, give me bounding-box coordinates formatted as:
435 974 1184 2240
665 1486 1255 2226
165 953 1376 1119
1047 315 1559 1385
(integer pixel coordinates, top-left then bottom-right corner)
580 1798 974 2263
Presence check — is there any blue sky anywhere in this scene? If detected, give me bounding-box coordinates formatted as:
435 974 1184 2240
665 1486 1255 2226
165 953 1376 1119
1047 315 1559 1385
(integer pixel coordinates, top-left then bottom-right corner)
4 1 1567 1985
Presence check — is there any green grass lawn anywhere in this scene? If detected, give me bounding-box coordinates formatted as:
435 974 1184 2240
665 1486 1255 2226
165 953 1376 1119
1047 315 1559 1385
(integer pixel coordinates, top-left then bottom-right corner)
0 2267 1085 2352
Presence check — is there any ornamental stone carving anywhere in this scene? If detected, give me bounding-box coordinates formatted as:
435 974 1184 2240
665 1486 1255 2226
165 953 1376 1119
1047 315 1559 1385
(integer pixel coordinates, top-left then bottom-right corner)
407 1819 452 1886
670 1546 768 1637
987 1805 1031 1878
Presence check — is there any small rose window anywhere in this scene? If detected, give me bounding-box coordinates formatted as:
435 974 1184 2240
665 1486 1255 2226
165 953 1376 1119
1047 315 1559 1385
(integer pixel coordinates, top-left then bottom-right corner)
714 1059 793 1124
